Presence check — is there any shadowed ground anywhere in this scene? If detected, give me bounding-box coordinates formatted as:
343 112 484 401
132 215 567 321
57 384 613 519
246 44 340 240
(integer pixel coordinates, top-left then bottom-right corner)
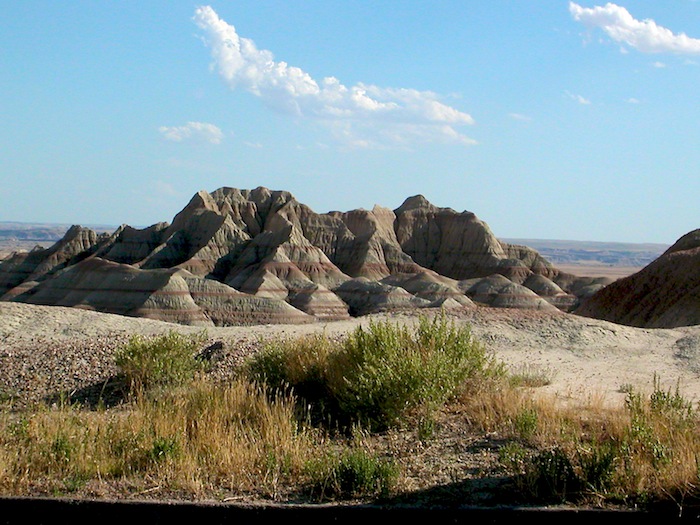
0 496 691 525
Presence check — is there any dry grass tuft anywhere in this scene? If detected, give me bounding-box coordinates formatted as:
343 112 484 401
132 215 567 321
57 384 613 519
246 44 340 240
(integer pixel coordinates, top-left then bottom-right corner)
0 380 319 500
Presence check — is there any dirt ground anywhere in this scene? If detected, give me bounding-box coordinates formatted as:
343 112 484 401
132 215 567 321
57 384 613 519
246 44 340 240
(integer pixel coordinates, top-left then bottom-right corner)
2 301 699 409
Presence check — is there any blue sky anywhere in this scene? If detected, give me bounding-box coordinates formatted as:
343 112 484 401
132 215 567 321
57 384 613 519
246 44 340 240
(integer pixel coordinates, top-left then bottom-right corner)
2 1 699 244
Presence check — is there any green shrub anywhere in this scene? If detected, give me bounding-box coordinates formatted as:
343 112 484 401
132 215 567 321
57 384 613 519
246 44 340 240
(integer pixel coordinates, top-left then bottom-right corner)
498 441 529 474
523 447 580 503
327 314 503 430
648 375 695 426
416 413 437 442
115 331 207 395
61 473 89 494
148 435 180 463
245 313 503 431
50 434 73 465
514 407 539 441
305 447 399 501
576 441 618 493
625 387 675 467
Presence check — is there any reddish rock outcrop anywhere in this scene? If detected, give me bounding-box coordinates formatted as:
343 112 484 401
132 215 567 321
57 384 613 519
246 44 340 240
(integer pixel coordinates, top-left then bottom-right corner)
575 229 700 328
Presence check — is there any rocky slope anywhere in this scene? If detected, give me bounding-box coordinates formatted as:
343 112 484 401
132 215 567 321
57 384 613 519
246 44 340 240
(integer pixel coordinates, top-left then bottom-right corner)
575 229 700 328
0 187 609 326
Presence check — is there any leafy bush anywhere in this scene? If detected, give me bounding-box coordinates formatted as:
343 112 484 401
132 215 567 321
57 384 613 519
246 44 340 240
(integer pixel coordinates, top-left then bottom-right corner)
115 331 207 395
245 313 503 431
328 314 502 430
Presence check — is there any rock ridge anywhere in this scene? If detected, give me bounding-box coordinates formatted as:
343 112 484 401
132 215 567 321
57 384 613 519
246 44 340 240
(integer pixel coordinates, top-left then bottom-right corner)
0 186 609 325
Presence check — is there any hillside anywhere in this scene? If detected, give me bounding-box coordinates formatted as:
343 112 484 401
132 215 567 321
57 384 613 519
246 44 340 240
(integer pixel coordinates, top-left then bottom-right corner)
576 229 700 328
0 187 612 325
2 301 700 515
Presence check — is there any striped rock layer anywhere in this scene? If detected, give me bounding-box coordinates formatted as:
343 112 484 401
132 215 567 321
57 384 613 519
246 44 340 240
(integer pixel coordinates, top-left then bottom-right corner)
0 187 609 326
576 229 700 328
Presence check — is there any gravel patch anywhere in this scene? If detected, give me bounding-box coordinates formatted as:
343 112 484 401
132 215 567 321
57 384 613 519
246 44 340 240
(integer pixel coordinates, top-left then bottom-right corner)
2 302 700 409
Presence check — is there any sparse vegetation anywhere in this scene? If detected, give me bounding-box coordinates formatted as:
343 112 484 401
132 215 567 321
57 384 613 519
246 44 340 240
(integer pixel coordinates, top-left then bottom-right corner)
115 331 208 395
481 377 700 509
508 364 555 388
305 444 400 501
2 315 700 513
245 313 504 431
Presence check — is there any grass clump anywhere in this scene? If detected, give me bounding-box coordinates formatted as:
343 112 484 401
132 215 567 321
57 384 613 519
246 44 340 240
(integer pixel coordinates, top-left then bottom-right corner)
508 364 555 388
245 313 504 431
305 445 399 501
115 331 207 395
245 332 334 407
513 406 539 440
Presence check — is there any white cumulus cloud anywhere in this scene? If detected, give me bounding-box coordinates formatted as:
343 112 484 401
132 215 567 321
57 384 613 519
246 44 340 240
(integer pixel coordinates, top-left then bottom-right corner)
159 121 224 144
569 2 700 54
192 6 475 148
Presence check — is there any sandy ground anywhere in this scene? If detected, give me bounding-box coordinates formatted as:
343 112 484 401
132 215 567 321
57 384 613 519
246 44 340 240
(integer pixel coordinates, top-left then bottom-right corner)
1 302 700 409
555 264 643 280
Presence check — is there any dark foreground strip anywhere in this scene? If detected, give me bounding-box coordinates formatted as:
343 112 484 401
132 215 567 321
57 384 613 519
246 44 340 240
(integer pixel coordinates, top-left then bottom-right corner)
0 497 695 525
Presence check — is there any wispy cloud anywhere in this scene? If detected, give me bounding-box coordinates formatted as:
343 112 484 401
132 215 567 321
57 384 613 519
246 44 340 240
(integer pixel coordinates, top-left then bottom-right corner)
192 6 476 148
159 121 224 144
509 113 532 121
152 180 181 197
569 2 700 54
565 91 592 105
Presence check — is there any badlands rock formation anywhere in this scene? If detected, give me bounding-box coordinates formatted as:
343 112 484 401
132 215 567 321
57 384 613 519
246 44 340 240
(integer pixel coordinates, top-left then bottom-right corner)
576 229 700 328
0 187 608 326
